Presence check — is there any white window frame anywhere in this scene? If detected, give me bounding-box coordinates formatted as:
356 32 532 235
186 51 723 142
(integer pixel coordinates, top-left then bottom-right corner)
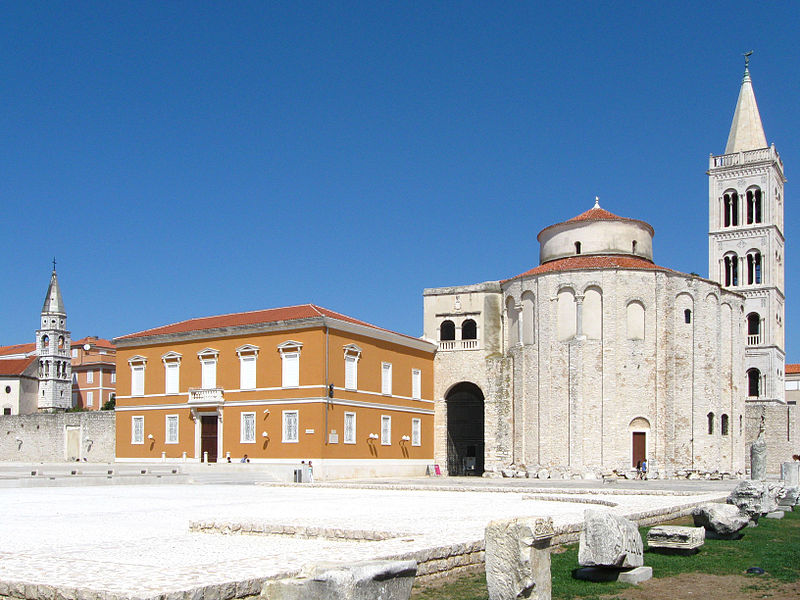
71 348 78 358
86 370 94 384
111 371 116 384
162 352 182 395
412 368 421 400
165 414 179 444
240 411 256 444
86 391 94 407
344 411 356 444
199 350 218 389
343 344 362 391
129 356 147 397
131 416 144 444
381 415 391 446
381 362 392 396
278 341 303 388
236 345 260 390
282 410 299 443
412 418 421 446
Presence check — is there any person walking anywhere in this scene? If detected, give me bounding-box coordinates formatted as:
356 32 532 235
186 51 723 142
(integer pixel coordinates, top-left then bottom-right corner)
641 458 648 480
635 460 642 480
308 460 314 483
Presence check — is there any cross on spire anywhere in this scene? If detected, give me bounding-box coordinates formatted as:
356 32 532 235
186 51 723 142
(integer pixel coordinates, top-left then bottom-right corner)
52 257 57 272
743 50 753 71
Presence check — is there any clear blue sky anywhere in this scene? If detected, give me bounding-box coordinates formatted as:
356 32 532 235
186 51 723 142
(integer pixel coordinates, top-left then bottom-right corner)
2 3 798 359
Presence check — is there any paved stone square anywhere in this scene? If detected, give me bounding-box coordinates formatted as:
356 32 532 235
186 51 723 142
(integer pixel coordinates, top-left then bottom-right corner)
0 478 732 597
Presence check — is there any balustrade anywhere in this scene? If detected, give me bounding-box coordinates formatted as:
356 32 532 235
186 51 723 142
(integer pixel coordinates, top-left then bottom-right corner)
189 388 224 404
438 340 480 351
747 334 761 346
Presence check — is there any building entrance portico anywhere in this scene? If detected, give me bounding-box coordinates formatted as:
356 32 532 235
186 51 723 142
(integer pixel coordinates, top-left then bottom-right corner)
446 382 484 476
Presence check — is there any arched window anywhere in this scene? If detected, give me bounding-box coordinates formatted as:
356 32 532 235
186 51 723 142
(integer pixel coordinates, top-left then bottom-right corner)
724 254 739 286
707 412 715 435
721 414 729 436
506 296 520 346
684 309 692 324
57 336 64 349
461 319 477 340
739 414 743 434
626 301 645 340
583 287 602 340
747 313 761 344
632 240 638 254
440 320 455 341
41 334 49 348
747 188 763 224
723 191 739 227
521 291 535 345
747 251 762 285
557 288 576 340
574 241 582 255
747 368 761 398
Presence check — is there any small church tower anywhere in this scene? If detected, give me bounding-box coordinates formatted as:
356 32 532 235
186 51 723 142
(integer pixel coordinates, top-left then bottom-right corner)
708 57 786 403
36 264 72 411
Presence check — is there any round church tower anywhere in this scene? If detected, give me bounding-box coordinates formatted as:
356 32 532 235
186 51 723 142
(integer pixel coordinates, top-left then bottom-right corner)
537 198 654 264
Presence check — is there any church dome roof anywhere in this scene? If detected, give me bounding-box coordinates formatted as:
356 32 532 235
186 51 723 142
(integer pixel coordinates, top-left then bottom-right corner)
536 199 655 265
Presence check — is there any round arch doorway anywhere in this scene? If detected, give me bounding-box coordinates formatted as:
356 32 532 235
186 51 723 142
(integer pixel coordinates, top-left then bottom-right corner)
446 382 485 476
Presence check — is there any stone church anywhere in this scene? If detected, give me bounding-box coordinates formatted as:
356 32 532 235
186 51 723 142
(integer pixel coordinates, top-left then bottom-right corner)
424 64 791 478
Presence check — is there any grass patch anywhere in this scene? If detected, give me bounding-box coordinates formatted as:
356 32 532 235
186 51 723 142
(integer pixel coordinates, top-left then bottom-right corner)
411 508 800 599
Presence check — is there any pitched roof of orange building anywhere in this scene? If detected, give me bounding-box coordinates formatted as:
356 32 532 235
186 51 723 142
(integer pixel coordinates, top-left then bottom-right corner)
116 304 418 342
0 343 36 357
72 337 115 350
504 255 673 282
0 356 36 376
786 364 800 375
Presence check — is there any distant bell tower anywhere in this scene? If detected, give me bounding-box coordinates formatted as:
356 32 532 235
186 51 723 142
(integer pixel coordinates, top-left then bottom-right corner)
36 263 72 411
708 56 786 403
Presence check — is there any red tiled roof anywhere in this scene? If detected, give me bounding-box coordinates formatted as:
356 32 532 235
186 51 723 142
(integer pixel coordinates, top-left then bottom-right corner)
117 304 417 342
505 254 674 282
786 364 800 375
0 343 36 357
72 337 115 349
0 356 36 376
538 205 655 238
567 206 628 223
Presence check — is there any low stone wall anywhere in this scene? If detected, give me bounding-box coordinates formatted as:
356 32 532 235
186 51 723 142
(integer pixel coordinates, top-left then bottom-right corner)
0 412 115 463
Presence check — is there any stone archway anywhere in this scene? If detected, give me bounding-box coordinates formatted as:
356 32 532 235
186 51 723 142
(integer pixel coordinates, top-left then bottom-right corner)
446 382 485 476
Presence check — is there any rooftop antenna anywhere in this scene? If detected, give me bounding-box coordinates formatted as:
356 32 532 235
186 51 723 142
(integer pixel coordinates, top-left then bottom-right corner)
743 50 753 72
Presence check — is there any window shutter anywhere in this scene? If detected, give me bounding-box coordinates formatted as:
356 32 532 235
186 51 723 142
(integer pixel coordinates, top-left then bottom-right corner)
283 353 299 387
165 363 179 394
132 366 145 396
412 369 421 399
240 356 256 390
381 363 392 395
201 360 217 389
345 356 357 390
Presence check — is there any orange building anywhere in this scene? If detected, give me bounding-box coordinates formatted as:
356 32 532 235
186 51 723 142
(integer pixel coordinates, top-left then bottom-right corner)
113 304 436 479
70 337 116 410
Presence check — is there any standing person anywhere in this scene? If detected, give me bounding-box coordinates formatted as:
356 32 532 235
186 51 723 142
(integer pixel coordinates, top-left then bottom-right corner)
641 458 648 480
308 460 314 483
635 460 642 480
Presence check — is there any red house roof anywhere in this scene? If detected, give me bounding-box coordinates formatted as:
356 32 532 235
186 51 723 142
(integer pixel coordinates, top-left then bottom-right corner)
72 337 115 350
786 364 800 375
0 343 36 357
116 304 416 342
0 356 36 376
538 204 655 239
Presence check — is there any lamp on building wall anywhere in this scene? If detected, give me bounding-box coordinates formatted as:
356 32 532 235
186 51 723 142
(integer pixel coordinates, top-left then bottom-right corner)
262 431 269 438
147 434 154 440
401 435 410 442
263 409 270 415
368 433 378 440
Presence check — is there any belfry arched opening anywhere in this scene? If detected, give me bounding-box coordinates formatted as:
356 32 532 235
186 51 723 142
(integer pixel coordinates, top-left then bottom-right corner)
446 382 484 476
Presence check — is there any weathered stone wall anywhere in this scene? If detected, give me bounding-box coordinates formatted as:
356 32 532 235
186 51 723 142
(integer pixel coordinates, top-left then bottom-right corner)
0 412 115 462
746 401 800 475
427 266 748 479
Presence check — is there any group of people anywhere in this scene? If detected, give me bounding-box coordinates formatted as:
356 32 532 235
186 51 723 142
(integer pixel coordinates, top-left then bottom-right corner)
635 458 648 480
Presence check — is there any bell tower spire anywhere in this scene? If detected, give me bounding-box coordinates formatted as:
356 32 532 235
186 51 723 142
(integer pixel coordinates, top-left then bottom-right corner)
708 59 785 406
36 265 72 411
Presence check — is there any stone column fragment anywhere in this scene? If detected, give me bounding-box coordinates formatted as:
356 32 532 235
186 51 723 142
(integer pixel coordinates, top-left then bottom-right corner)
485 516 555 600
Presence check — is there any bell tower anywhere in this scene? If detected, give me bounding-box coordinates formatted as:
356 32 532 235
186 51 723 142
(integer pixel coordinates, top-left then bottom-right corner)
36 263 72 411
708 56 786 403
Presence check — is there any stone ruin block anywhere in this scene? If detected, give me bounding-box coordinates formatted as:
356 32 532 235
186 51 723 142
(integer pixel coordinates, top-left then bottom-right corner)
691 503 749 539
485 516 555 600
646 525 704 553
727 480 784 522
261 559 417 600
778 485 800 507
781 462 800 487
578 510 643 569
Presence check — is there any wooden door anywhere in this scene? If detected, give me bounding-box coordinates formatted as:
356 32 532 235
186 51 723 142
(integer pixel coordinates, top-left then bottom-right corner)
201 416 218 462
632 432 646 467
